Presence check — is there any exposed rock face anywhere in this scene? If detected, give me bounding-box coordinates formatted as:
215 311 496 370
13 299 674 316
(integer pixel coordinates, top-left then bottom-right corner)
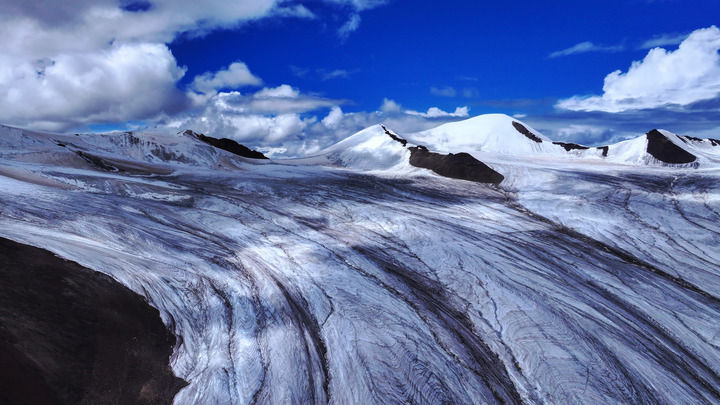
646 129 697 164
596 146 609 157
186 130 269 159
511 121 543 143
381 125 408 146
0 237 186 405
379 125 505 184
409 145 505 184
553 141 589 151
682 135 704 143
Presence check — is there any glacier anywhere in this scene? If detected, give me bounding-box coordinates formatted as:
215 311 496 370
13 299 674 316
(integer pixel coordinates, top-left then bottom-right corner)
1 114 719 404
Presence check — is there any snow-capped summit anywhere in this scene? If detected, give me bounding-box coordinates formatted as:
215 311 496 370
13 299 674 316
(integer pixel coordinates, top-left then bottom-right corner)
407 114 563 156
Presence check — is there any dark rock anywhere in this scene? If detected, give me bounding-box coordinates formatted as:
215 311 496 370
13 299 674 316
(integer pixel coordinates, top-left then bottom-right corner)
512 121 543 143
553 141 589 151
596 146 609 157
0 237 186 405
409 146 504 184
646 129 696 164
381 125 408 147
682 135 703 142
708 138 720 147
76 151 119 172
185 130 268 159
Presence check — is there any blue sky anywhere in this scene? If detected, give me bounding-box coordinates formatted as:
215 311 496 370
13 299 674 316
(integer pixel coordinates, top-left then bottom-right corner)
1 0 720 155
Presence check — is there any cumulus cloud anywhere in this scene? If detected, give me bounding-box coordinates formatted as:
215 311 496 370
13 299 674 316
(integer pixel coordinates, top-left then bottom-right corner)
165 85 344 147
406 106 469 118
190 61 262 94
557 26 720 112
247 85 342 113
0 42 187 131
0 0 288 130
0 0 386 131
167 89 317 144
548 41 624 58
322 106 344 128
380 98 403 113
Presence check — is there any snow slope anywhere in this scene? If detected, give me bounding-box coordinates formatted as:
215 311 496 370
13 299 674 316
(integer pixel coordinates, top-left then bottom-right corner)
316 124 412 171
1 122 720 405
407 114 564 156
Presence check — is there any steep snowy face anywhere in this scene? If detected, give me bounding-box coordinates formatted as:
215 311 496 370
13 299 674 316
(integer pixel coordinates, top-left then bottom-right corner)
318 124 412 171
407 114 564 156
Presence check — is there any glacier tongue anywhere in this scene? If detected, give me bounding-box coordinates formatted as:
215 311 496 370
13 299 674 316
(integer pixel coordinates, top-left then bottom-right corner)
1 123 720 404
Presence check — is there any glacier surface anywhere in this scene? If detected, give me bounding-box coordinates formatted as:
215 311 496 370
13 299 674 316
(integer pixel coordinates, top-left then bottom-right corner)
1 117 719 404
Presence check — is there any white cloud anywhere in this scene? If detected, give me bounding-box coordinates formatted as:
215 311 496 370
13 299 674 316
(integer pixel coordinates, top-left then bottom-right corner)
430 86 457 97
557 26 720 112
640 33 688 49
549 41 624 58
165 85 340 147
0 42 187 131
0 0 287 130
338 14 361 39
406 106 469 118
380 98 403 113
0 0 396 135
167 91 315 144
271 4 316 19
190 61 262 94
325 0 389 11
254 84 299 98
321 69 351 80
322 106 344 128
245 85 341 113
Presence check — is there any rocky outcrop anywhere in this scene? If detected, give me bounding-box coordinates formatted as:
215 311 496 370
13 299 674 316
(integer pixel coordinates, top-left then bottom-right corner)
0 237 186 405
512 121 543 143
646 129 696 164
381 125 408 147
553 141 589 151
186 130 269 159
408 145 505 184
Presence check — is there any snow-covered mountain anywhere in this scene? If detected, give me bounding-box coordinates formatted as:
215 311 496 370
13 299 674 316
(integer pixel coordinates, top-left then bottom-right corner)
1 116 719 405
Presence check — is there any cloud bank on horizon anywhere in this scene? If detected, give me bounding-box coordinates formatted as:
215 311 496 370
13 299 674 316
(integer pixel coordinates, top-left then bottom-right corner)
0 0 719 156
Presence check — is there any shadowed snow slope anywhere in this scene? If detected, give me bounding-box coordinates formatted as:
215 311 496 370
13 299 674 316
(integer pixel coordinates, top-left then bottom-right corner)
1 122 720 405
